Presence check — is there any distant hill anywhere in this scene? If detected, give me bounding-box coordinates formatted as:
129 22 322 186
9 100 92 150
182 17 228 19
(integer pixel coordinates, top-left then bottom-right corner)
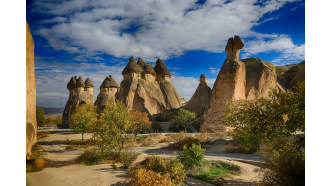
41 107 64 114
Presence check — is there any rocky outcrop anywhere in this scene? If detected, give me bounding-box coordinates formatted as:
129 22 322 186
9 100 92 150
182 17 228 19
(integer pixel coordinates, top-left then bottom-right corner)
95 75 119 110
276 61 305 89
201 35 285 132
117 57 181 121
241 58 285 100
26 22 37 158
61 76 94 128
184 74 212 116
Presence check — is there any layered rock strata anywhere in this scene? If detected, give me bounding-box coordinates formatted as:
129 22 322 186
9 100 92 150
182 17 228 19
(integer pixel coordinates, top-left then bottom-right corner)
61 76 94 128
26 22 37 158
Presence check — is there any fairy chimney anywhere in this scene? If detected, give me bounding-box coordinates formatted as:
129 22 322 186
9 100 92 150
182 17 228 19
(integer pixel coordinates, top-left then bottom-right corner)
225 35 244 61
122 57 143 80
154 58 171 81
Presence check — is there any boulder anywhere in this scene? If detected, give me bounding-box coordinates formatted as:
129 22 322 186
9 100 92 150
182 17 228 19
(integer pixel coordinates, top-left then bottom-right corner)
61 77 94 128
26 22 37 158
184 74 212 116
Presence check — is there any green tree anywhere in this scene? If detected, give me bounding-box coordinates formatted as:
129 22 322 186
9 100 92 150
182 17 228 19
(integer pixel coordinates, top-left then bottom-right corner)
36 107 46 127
223 82 305 185
92 102 134 156
69 104 97 141
130 110 151 141
171 108 196 132
178 144 205 170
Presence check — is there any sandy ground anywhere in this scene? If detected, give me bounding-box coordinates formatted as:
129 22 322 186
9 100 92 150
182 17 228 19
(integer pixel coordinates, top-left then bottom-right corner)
27 129 263 186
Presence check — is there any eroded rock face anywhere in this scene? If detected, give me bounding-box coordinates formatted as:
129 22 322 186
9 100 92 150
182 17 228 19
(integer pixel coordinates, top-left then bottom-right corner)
201 58 246 131
276 61 305 89
95 75 119 110
117 57 181 121
201 36 289 132
61 76 94 128
184 74 212 116
241 58 285 100
26 22 37 158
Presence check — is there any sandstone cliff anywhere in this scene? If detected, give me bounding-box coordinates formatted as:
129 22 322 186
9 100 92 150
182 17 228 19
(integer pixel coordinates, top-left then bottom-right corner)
117 57 181 121
61 76 94 128
184 74 211 116
26 22 37 158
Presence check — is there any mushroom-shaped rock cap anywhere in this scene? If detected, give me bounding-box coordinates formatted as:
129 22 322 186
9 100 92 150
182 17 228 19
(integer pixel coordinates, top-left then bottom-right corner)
67 76 77 90
200 74 206 79
100 75 119 89
154 58 171 76
122 57 143 75
225 35 244 51
143 63 156 75
84 78 94 88
77 76 85 87
137 57 145 67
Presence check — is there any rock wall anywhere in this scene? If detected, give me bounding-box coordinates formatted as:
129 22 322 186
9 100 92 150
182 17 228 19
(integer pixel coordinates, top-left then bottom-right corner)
26 22 37 158
276 61 305 89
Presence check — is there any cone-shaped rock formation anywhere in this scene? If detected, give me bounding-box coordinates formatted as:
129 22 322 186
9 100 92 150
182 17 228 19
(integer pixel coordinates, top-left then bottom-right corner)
184 74 212 116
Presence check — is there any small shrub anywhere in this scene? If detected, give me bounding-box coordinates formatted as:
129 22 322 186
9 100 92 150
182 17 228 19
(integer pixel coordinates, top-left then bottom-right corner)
168 137 200 150
167 132 188 143
195 132 208 142
37 131 50 139
129 168 174 186
76 148 110 165
34 158 46 169
111 162 118 169
140 134 163 147
119 152 139 168
36 107 46 127
143 155 186 185
178 144 205 170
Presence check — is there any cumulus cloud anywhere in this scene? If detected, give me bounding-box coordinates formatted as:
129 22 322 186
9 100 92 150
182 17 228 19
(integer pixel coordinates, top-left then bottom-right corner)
242 34 305 64
208 67 219 74
32 0 302 60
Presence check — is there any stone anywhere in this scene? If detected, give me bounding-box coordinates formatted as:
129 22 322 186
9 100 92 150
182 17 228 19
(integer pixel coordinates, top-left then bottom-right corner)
26 22 37 158
225 35 244 61
184 74 212 116
117 57 181 121
61 77 94 128
276 61 305 89
95 75 119 110
240 58 285 100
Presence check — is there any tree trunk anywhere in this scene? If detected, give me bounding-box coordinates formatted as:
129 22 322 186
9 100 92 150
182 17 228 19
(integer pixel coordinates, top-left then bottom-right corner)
82 132 84 141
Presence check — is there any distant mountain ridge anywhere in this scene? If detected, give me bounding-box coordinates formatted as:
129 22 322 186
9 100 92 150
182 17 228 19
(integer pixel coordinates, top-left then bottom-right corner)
40 107 64 114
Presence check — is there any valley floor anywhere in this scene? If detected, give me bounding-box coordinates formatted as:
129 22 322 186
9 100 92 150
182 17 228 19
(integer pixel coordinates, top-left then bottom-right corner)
27 129 264 186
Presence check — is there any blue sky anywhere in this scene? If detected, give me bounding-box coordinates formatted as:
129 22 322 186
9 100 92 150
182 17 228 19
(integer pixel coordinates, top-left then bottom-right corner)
26 0 305 108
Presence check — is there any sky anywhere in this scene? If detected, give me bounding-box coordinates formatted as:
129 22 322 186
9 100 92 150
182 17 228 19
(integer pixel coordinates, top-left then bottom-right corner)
26 0 305 108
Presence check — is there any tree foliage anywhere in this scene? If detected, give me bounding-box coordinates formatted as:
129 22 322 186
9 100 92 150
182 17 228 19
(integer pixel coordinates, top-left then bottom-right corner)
130 110 151 140
69 104 97 141
171 108 196 132
223 82 305 185
178 144 205 170
36 107 46 127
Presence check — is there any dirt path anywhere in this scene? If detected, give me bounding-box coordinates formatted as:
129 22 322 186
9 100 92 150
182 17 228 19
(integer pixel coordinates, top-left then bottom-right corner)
27 129 263 186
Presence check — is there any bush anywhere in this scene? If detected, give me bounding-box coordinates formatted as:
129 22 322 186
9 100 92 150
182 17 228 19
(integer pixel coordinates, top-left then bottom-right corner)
119 152 139 168
168 137 200 150
76 148 110 165
130 110 151 140
129 168 174 186
178 144 205 170
223 82 305 185
171 109 196 132
144 155 186 185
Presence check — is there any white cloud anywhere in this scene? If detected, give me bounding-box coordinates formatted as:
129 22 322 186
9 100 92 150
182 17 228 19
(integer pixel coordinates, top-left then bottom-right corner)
32 0 302 60
208 67 219 74
242 34 305 64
